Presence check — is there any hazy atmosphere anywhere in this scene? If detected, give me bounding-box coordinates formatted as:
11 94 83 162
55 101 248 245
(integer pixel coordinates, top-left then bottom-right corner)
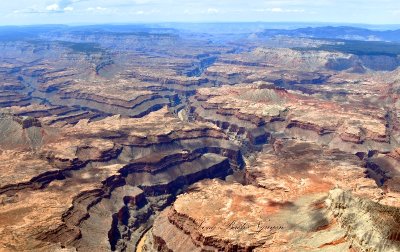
1 0 400 25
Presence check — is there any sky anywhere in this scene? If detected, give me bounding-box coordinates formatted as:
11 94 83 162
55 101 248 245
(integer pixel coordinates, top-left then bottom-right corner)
1 0 400 25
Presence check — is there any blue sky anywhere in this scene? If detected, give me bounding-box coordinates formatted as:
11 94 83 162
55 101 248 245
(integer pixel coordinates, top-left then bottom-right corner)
1 0 400 25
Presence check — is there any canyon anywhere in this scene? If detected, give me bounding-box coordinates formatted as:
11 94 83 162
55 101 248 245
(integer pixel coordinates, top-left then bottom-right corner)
0 24 399 251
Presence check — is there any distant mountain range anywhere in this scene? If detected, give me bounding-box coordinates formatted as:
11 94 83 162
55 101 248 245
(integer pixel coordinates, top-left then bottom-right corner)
2 24 400 44
258 26 400 42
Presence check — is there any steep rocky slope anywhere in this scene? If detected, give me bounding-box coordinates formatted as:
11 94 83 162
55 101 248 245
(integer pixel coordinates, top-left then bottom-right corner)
144 140 400 251
0 108 242 251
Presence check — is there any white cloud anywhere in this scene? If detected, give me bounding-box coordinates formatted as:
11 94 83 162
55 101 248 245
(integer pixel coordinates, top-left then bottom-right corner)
255 7 305 13
87 6 107 12
132 0 155 4
43 0 85 13
46 4 60 11
270 8 284 12
134 9 160 15
182 7 222 15
4 0 400 24
207 8 219 14
63 6 74 11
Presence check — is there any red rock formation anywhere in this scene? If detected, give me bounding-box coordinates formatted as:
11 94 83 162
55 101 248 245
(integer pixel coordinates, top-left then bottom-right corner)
145 140 400 251
0 108 242 251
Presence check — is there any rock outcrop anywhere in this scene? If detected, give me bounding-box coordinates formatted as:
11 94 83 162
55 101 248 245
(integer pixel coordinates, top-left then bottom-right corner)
190 83 393 153
0 108 242 251
144 139 400 251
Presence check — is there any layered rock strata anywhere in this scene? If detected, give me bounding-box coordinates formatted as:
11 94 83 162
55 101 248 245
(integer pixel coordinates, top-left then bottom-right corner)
145 140 400 251
190 83 394 153
0 108 242 251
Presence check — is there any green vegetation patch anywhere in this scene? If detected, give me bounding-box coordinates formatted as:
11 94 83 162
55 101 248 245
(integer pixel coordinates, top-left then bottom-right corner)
58 41 104 54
